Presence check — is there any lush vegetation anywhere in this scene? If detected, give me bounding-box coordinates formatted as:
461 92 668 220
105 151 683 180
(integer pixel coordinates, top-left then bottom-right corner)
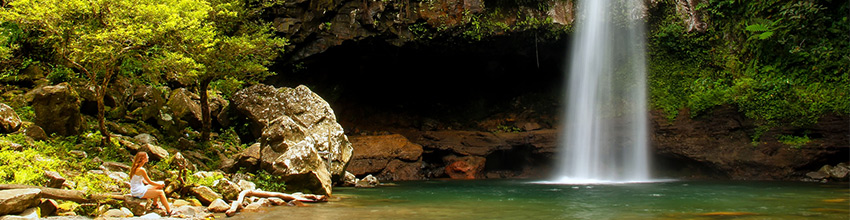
648 0 849 141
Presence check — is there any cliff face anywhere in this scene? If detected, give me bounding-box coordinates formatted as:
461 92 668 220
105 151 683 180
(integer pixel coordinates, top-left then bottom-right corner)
265 0 574 62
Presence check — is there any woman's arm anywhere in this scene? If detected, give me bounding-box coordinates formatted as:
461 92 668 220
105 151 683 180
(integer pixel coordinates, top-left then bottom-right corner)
139 168 163 187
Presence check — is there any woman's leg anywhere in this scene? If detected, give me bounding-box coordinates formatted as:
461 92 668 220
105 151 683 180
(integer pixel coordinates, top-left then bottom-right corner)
142 187 171 214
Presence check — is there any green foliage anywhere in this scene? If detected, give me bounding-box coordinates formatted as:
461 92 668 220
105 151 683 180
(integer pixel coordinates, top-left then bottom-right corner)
252 169 285 192
46 64 79 84
0 21 23 60
186 172 224 187
0 148 64 186
14 105 34 121
778 134 810 149
210 76 245 99
648 0 849 128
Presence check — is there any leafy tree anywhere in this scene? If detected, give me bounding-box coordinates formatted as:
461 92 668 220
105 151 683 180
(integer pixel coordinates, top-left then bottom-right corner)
179 0 286 142
1 0 215 144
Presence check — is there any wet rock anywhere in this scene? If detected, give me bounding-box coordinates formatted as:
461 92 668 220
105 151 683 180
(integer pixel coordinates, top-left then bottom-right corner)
828 163 850 179
355 174 379 188
0 189 42 216
222 143 261 172
31 83 83 136
268 197 286 206
445 156 486 179
172 205 206 218
190 186 222 206
0 103 22 133
207 199 229 213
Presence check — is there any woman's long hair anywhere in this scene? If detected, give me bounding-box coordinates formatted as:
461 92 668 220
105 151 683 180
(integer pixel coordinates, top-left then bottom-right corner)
129 152 147 176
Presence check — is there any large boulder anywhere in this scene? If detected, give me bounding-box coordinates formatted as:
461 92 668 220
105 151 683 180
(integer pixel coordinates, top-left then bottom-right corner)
166 88 203 129
0 189 42 216
0 103 22 133
189 186 221 206
30 83 83 136
233 85 353 195
127 85 166 122
347 134 424 180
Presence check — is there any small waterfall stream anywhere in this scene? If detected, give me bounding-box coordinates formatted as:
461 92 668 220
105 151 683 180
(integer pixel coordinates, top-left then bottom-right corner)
553 0 650 183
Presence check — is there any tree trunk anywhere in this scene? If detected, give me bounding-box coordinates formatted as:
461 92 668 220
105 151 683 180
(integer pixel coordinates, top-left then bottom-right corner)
225 190 327 217
0 184 124 203
200 79 212 142
96 84 111 146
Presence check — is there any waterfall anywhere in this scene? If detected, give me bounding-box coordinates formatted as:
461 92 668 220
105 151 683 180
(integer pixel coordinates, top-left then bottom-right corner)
553 0 650 183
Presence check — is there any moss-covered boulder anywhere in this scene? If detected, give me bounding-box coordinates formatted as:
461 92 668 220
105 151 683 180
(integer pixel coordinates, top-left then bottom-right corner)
30 83 83 136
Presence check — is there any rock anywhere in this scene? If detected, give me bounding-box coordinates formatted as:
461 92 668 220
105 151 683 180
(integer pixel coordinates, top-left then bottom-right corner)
173 199 191 207
355 174 379 188
171 205 204 218
139 213 161 219
340 171 356 187
44 171 66 188
268 197 286 206
207 199 229 213
23 123 47 141
223 142 261 172
38 199 58 217
31 83 83 136
166 88 203 128
233 85 353 177
242 202 264 212
379 160 424 181
189 186 222 206
142 143 169 161
805 171 829 180
0 189 42 215
0 103 22 133
830 163 850 179
123 195 149 216
348 134 423 180
127 85 166 122
237 180 256 192
102 208 132 218
214 178 241 201
445 156 486 179
101 161 130 172
68 150 87 159
134 133 158 145
0 140 23 151
262 132 333 195
171 152 196 171
18 207 39 219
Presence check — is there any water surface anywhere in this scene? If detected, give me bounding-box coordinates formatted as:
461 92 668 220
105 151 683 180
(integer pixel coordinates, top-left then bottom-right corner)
231 180 849 219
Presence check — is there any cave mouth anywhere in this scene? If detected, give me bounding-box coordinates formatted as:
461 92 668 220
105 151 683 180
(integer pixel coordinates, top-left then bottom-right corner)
484 145 554 179
267 36 568 133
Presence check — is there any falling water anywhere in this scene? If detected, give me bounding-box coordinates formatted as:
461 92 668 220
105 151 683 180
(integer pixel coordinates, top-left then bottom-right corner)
553 0 650 184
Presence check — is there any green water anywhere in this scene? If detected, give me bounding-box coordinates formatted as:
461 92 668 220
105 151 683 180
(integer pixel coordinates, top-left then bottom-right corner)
231 180 849 219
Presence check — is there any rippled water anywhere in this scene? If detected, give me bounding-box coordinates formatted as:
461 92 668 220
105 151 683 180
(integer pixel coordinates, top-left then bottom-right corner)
230 180 849 219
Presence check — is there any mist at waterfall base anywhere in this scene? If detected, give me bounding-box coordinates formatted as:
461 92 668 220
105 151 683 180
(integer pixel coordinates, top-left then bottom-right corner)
546 0 653 184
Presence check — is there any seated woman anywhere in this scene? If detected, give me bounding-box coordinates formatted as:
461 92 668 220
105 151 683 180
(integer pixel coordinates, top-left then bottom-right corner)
129 152 172 215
